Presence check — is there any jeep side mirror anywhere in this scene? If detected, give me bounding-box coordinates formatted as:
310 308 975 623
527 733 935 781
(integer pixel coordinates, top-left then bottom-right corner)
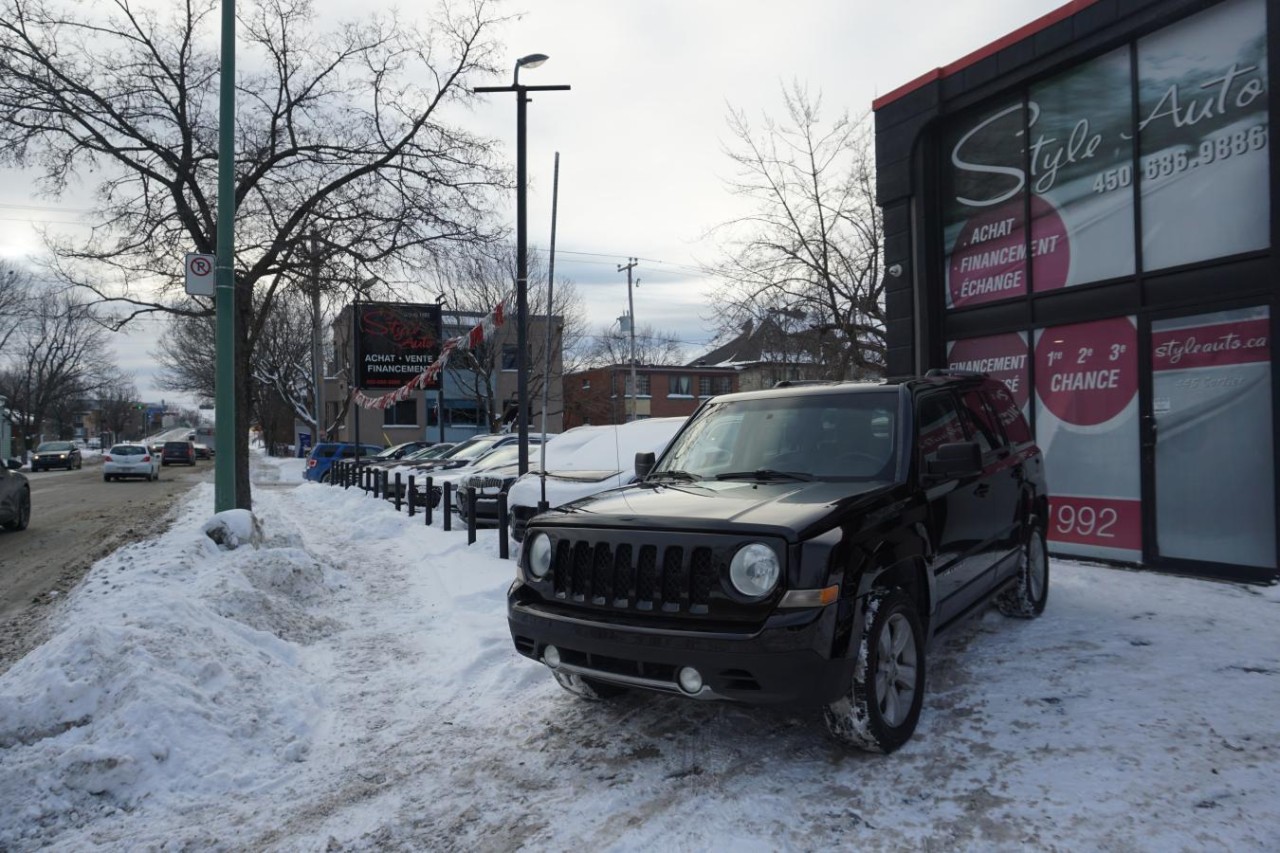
635 451 656 480
926 441 982 479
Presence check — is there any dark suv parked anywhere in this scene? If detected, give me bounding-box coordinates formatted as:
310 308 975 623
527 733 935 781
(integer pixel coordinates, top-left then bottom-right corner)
508 373 1049 753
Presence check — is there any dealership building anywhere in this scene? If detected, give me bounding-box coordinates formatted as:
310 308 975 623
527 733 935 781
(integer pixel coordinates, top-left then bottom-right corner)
874 0 1276 582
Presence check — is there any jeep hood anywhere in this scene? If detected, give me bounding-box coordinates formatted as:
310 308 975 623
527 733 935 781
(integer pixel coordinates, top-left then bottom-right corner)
545 478 899 540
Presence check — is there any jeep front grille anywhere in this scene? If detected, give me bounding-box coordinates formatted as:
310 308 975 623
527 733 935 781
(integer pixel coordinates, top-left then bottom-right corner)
550 537 719 614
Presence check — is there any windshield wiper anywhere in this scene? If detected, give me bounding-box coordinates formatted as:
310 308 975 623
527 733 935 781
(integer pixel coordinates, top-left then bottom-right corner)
647 469 700 482
715 469 814 482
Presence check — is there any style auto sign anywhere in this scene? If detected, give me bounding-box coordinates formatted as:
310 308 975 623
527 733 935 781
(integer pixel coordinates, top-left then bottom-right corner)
355 303 443 390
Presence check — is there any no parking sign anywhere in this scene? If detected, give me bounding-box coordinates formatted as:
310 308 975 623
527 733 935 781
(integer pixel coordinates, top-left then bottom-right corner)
184 253 216 296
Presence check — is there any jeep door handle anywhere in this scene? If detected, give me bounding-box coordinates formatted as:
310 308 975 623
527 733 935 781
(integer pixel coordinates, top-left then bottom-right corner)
974 483 991 498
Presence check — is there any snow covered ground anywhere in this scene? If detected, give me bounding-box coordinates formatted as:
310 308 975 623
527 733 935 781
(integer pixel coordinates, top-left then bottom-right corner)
1 449 1278 851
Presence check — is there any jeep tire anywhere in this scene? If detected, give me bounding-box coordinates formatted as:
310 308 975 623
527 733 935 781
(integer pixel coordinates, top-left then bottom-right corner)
997 521 1049 618
824 587 926 753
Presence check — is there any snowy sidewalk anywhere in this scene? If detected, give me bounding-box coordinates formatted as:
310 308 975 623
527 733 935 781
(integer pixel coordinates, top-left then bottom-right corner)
1 451 1278 851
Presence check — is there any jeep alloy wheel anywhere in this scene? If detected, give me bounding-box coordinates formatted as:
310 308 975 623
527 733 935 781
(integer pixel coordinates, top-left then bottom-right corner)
997 523 1049 618
824 588 925 753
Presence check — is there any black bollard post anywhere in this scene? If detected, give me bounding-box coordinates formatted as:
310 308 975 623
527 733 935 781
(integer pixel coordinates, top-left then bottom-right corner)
424 476 433 526
407 476 416 517
498 493 509 560
394 473 403 512
443 482 452 532
466 488 477 545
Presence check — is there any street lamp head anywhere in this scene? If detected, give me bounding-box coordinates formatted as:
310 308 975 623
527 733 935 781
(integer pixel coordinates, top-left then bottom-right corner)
514 52 549 85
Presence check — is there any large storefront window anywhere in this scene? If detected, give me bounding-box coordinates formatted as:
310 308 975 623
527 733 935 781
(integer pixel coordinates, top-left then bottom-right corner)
1028 47 1135 288
1151 306 1274 568
942 100 1030 309
938 0 1269 309
1138 0 1269 271
1034 317 1142 562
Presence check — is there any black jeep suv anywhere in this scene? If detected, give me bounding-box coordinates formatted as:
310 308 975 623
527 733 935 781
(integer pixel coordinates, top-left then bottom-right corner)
508 373 1049 752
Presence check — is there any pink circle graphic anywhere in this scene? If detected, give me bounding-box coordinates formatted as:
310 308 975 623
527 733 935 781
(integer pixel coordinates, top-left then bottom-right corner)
948 195 1069 307
1035 317 1136 427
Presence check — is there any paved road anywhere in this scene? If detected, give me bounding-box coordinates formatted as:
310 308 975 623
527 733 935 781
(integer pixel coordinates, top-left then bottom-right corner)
0 454 213 672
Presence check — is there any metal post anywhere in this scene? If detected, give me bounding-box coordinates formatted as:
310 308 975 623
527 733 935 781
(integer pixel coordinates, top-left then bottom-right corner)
394 473 402 511
466 488 476 545
540 152 560 509
425 476 433 526
474 69 570 476
352 298 362 466
310 232 324 445
443 482 453 532
515 86 529 475
407 475 416 516
213 0 238 512
498 493 509 560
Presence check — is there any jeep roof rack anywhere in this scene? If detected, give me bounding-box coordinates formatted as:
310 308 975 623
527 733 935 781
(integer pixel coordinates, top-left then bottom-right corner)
772 379 840 389
924 368 987 379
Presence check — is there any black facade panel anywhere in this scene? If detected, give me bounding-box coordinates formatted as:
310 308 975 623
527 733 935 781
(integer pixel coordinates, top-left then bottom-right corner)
879 82 940 125
1030 283 1142 327
1071 0 1121 37
1033 19 1075 57
960 55 1000 91
996 39 1036 77
876 166 912 206
1143 256 1273 310
876 123 920 166
886 316 915 347
942 302 1032 342
883 203 910 239
886 346 914 377
886 287 913 321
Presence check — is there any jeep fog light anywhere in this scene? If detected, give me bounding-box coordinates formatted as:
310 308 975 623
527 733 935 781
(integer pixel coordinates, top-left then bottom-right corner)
677 667 703 695
729 543 780 598
528 533 552 579
543 645 561 668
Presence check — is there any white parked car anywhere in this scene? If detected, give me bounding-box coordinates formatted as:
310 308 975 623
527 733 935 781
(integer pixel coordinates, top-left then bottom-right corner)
506 417 687 541
103 443 161 482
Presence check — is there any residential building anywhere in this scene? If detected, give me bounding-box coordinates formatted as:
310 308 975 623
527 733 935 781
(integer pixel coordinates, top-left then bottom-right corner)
563 364 737 427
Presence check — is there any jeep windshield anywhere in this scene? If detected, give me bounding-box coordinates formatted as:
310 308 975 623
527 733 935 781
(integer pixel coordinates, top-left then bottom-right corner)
651 390 901 482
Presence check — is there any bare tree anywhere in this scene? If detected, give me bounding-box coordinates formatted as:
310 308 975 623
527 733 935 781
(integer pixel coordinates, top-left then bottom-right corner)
0 262 34 356
581 322 685 368
708 82 885 378
0 291 113 451
440 244 586 432
97 377 142 440
0 0 511 507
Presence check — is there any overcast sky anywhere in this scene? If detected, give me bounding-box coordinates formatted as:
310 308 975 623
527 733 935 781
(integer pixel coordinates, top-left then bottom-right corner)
0 0 1069 408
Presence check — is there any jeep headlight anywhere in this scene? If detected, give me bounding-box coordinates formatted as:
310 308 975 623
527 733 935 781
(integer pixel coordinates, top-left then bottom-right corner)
528 532 553 579
729 543 780 598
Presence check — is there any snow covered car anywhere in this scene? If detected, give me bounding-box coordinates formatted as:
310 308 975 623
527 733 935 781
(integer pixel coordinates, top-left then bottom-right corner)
506 418 687 541
508 374 1049 753
459 426 611 527
103 444 161 481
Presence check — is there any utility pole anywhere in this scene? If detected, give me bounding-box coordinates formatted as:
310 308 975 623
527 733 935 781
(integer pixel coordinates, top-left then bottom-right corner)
213 0 238 511
309 232 324 444
617 258 639 423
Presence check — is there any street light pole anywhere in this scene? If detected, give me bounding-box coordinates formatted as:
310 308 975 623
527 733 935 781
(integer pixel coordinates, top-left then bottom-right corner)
475 54 569 476
309 232 324 445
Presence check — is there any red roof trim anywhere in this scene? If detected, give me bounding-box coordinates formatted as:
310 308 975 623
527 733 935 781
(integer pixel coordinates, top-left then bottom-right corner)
872 0 1102 111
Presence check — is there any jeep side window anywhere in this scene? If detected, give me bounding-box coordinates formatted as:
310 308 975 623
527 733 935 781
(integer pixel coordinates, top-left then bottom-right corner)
916 393 966 473
983 384 1032 445
957 390 1001 453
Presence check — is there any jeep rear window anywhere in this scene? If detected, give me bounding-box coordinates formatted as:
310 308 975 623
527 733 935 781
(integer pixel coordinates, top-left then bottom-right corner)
655 392 899 481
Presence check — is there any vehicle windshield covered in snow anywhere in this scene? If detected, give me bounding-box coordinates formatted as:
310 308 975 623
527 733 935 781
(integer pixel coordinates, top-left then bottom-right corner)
651 390 900 482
